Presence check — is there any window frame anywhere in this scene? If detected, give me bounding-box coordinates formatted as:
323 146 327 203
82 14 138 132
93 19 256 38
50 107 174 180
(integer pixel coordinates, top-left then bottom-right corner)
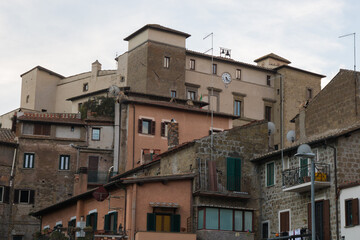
187 90 196 100
161 121 170 137
138 118 155 135
164 56 170 68
266 75 271 86
86 210 98 230
212 64 217 75
265 106 272 122
307 88 313 100
345 198 359 227
170 90 176 98
234 100 242 117
59 155 70 170
23 153 35 169
83 83 89 92
190 59 196 70
236 69 241 80
14 189 35 204
104 211 118 232
92 128 101 141
266 161 275 187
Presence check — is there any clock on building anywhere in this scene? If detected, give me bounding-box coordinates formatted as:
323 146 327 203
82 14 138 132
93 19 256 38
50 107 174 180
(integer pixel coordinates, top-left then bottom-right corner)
221 72 232 84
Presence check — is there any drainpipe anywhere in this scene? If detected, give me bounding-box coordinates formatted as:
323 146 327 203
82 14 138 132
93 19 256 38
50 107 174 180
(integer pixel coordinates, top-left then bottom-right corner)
131 184 137 240
132 104 136 169
114 101 120 173
325 142 338 240
8 147 17 239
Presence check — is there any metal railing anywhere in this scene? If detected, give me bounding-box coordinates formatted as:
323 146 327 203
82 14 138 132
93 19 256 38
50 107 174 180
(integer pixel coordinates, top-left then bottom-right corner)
282 163 330 188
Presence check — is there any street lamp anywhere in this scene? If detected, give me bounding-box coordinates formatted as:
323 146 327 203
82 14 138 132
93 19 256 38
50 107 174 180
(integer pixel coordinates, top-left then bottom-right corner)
294 144 316 240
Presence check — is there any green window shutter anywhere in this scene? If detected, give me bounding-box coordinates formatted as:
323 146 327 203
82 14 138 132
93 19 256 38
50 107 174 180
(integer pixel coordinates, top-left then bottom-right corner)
93 213 98 230
235 158 241 191
86 214 90 227
227 158 236 190
300 158 308 178
147 213 156 231
171 214 181 232
104 214 110 231
113 212 118 232
267 162 274 186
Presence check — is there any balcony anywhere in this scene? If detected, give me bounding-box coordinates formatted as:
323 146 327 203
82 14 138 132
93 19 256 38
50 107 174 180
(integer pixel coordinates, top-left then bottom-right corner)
282 163 331 193
135 231 196 240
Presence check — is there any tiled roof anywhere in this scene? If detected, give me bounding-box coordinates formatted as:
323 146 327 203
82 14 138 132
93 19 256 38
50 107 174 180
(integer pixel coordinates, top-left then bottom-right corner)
20 66 65 78
254 53 291 64
124 24 191 41
17 112 84 125
0 128 17 145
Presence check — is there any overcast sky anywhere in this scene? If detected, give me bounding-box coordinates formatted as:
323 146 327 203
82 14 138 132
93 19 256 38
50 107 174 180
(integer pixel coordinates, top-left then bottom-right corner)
1 0 359 115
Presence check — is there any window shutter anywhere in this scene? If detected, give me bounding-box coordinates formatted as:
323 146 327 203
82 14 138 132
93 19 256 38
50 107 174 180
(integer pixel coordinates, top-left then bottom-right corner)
43 124 51 136
93 212 98 230
171 214 181 232
227 158 236 191
34 123 42 135
113 212 118 232
235 158 241 191
353 198 359 226
151 121 155 135
323 200 330 240
208 161 218 191
86 215 91 227
14 189 19 204
104 214 110 231
138 119 143 133
161 122 165 137
4 186 10 203
307 202 311 230
147 213 156 231
29 190 35 204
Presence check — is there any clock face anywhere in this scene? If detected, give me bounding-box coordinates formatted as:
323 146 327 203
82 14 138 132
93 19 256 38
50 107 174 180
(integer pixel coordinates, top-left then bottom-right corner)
222 72 232 84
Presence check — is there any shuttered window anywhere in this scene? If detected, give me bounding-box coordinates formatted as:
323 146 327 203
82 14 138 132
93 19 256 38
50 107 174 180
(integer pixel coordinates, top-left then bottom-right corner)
227 157 241 191
14 189 34 204
104 211 117 232
345 198 359 227
33 123 51 136
86 212 98 230
146 213 180 232
266 162 275 186
138 119 155 135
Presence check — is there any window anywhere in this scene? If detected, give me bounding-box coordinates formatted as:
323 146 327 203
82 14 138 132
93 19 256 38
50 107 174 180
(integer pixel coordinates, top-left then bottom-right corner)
68 218 76 228
55 221 63 229
345 198 359 226
279 211 290 233
170 90 176 98
265 106 272 122
190 59 195 70
14 189 35 204
198 208 253 232
78 103 82 111
187 91 196 100
71 126 75 132
236 69 241 80
307 88 313 100
86 212 98 230
266 75 271 86
164 56 170 68
138 119 155 135
212 64 217 74
147 212 180 232
266 162 275 186
234 100 241 117
104 211 118 232
227 157 241 191
0 186 10 203
23 153 34 168
34 123 51 136
83 83 89 92
262 221 269 239
26 95 29 103
92 128 100 141
59 155 70 170
161 122 170 137
300 158 309 181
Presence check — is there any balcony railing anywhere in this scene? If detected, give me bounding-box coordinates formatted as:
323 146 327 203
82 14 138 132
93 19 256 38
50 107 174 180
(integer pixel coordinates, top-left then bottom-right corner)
282 163 331 193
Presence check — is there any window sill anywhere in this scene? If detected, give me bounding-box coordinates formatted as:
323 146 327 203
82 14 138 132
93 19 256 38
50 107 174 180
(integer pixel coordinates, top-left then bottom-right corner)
139 133 155 137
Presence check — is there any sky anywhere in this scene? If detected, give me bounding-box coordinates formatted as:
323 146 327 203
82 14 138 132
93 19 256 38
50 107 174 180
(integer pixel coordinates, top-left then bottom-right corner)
1 0 359 115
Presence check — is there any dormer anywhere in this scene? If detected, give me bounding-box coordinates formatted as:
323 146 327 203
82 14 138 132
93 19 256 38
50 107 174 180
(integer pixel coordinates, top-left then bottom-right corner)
254 53 291 69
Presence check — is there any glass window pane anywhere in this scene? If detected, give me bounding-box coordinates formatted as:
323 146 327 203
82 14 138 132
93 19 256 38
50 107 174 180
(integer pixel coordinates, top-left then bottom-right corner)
198 209 204 229
205 208 218 230
220 209 233 230
234 210 243 231
142 121 150 134
244 211 253 232
20 190 29 203
92 128 100 140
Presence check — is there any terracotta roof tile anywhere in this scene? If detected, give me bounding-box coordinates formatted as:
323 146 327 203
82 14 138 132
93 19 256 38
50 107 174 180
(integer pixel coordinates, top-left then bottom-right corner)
0 128 16 145
17 112 84 125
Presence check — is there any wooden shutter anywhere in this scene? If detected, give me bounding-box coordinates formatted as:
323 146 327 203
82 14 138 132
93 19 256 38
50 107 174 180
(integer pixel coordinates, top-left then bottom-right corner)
86 214 91 227
14 189 19 204
104 214 110 231
227 158 236 191
280 211 289 232
29 190 35 204
307 202 311 230
161 122 165 136
112 212 118 232
151 121 156 135
208 161 218 191
93 212 98 230
353 198 359 226
34 123 42 135
147 213 156 231
43 124 51 135
323 199 330 240
171 214 181 232
138 119 143 133
235 158 241 191
3 186 10 203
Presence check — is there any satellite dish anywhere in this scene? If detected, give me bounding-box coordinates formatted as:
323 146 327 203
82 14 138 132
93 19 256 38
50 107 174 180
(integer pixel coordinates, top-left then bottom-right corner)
286 130 296 143
267 122 276 135
108 85 120 97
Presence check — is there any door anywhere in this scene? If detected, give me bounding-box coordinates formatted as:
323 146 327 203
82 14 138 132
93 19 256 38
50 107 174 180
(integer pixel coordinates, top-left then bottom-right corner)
308 200 330 240
88 156 99 182
280 211 290 233
315 202 324 240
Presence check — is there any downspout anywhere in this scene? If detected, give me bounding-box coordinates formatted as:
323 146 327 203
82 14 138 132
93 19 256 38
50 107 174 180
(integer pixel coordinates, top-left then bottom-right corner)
131 184 137 240
132 104 136 169
8 147 17 239
115 183 127 237
324 142 338 240
113 100 120 173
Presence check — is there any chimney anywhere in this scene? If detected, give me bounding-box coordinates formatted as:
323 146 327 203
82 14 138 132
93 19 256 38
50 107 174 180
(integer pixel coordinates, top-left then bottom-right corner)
73 167 88 196
167 119 179 149
91 60 102 78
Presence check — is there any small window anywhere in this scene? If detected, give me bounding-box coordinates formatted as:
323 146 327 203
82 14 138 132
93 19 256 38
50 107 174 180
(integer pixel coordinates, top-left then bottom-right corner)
190 59 196 70
23 153 34 169
307 88 313 100
78 103 83 112
265 106 272 122
138 119 155 135
147 212 180 232
59 155 70 170
86 212 98 230
0 186 10 203
164 56 170 68
234 100 241 117
14 189 35 204
266 162 275 186
187 91 196 100
345 198 359 226
33 123 51 136
212 64 217 74
170 90 176 98
92 128 100 141
161 122 170 137
26 95 29 103
236 69 241 80
83 83 89 92
104 211 118 232
227 157 241 191
266 75 271 86
262 221 269 239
